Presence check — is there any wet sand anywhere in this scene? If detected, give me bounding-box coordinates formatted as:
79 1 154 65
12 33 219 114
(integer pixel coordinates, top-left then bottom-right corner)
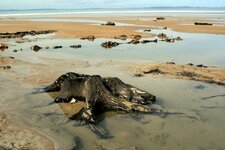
0 14 225 149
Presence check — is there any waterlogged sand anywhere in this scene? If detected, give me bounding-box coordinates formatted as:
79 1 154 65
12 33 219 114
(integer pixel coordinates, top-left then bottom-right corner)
0 113 56 150
0 14 225 150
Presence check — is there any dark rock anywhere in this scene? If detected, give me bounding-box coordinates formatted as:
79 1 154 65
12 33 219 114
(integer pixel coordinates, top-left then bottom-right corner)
70 45 82 49
0 43 8 51
80 35 95 41
31 45 42 52
53 46 63 49
196 64 207 68
194 22 212 26
128 39 140 44
131 34 142 40
102 21 116 26
166 62 175 65
157 33 168 39
134 74 143 77
187 63 194 66
163 27 167 29
13 50 17 53
114 35 128 40
143 29 151 32
144 69 163 74
101 41 120 48
175 36 183 41
141 39 157 44
156 17 165 20
3 66 11 70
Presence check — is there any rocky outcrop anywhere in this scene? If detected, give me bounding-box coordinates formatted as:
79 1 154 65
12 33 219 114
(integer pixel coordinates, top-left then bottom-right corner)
101 41 120 48
0 30 56 39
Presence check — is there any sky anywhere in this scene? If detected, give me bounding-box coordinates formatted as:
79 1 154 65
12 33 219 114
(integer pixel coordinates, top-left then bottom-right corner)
1 0 225 9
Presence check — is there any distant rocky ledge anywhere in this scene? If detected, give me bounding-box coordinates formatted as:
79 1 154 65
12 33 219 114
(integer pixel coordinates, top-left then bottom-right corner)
0 30 56 39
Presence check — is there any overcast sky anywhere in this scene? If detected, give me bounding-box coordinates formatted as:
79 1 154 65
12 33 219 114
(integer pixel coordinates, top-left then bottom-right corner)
1 0 225 9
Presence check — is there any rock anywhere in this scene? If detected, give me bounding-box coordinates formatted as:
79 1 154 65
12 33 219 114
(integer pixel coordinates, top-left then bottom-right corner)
163 27 168 29
0 43 8 50
3 66 11 70
52 46 63 49
102 21 116 26
164 38 175 43
166 62 176 65
128 39 140 44
143 69 163 74
196 64 207 68
70 45 81 49
158 33 168 39
175 36 183 41
141 39 157 44
134 74 143 77
187 63 194 66
143 29 151 32
156 17 165 20
13 50 17 53
194 22 212 26
114 35 128 40
31 45 42 52
101 41 120 48
131 34 142 40
80 35 95 41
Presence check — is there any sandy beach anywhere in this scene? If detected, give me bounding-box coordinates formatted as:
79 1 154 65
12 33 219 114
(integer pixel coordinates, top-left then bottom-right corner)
1 11 225 150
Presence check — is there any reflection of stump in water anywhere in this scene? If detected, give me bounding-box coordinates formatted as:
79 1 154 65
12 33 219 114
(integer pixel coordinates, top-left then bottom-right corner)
34 72 156 138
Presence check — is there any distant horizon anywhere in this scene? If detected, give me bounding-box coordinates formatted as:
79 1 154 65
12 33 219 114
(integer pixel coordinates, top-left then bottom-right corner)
1 6 225 11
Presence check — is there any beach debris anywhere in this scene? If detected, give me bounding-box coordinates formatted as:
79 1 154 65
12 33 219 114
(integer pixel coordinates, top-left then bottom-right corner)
70 44 82 49
31 45 42 52
114 35 128 40
80 35 96 41
131 34 142 40
143 29 151 32
102 21 116 26
53 46 63 49
0 43 8 51
194 22 213 26
34 72 156 138
141 39 157 44
156 17 165 20
101 41 120 48
0 30 56 39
